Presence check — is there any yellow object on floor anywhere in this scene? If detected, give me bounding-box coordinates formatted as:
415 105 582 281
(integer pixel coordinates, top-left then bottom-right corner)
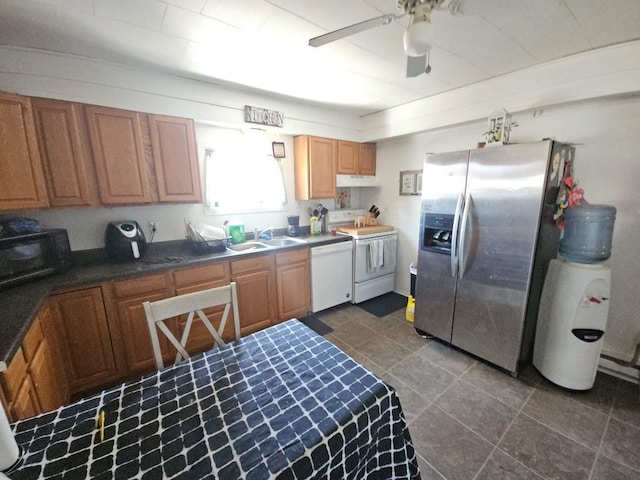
405 295 415 322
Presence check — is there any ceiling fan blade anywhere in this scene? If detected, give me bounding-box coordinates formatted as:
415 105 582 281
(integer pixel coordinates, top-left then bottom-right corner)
309 14 396 47
406 54 427 77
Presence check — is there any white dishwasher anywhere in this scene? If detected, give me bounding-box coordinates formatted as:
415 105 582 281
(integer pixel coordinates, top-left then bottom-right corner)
311 241 353 313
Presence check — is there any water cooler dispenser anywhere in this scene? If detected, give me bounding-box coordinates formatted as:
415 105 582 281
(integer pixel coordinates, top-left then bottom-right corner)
533 205 616 390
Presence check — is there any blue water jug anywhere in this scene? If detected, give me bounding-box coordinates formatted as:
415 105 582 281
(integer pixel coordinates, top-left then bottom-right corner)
559 205 616 263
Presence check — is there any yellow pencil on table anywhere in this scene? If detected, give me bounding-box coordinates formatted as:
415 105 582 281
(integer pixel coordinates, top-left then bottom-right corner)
98 410 105 442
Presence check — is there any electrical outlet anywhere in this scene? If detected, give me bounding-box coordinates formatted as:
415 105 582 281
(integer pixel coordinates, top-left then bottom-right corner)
149 221 157 233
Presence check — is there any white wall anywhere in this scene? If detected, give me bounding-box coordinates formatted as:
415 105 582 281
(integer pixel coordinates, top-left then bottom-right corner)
361 94 640 363
0 47 362 140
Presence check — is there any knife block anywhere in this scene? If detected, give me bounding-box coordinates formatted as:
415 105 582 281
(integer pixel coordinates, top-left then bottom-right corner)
365 212 378 225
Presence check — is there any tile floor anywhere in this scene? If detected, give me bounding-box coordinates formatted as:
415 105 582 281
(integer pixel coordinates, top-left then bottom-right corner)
315 304 640 480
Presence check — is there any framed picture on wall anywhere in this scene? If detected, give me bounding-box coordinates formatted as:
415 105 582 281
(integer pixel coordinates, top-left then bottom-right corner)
400 170 422 196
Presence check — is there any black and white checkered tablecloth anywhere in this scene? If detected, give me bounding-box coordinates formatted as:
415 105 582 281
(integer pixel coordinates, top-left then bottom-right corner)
10 320 421 479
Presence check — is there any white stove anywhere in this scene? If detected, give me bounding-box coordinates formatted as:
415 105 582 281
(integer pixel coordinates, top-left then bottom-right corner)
327 210 397 304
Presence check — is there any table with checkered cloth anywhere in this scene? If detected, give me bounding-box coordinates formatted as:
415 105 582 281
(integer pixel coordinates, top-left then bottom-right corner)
9 319 421 479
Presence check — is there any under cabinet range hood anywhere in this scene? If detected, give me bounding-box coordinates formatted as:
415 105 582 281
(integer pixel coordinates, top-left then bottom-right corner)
336 175 379 187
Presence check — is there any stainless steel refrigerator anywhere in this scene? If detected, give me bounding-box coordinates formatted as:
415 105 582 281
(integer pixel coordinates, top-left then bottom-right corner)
414 140 574 374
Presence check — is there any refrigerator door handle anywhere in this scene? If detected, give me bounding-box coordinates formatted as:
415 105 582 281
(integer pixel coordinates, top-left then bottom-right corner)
458 192 472 279
450 192 464 277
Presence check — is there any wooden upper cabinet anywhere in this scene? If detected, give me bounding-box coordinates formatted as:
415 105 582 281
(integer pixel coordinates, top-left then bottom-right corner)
2 93 205 208
337 140 376 176
294 135 336 200
337 141 359 175
85 105 152 205
359 143 376 175
148 114 201 203
0 92 49 210
31 98 98 207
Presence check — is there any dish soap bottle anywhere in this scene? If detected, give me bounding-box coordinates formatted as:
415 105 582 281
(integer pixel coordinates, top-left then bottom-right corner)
229 222 245 244
310 216 321 235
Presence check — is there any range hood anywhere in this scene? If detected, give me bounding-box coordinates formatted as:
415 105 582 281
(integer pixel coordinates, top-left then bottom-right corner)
336 175 379 187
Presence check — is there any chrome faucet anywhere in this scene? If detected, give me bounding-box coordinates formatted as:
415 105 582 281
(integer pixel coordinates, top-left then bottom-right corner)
256 227 274 240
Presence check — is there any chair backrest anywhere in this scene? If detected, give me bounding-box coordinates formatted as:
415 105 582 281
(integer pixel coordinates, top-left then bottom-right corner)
143 282 240 370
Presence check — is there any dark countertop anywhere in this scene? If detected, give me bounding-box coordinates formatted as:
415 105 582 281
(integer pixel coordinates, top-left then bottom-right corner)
0 233 352 369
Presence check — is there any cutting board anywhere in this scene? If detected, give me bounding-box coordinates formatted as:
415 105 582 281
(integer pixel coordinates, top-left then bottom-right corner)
337 224 394 235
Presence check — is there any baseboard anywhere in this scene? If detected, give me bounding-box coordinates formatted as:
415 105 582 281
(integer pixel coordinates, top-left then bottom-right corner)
598 357 640 384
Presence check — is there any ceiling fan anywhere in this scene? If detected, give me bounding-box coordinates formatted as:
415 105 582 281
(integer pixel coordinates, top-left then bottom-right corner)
308 0 460 77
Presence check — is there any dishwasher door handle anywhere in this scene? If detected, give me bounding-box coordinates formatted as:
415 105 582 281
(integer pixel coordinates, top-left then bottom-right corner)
311 242 353 257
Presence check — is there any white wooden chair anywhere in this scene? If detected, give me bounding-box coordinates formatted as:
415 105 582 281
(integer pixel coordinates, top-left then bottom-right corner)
143 282 240 370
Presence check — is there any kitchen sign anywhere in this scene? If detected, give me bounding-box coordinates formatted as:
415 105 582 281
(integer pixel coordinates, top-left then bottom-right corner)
244 105 284 127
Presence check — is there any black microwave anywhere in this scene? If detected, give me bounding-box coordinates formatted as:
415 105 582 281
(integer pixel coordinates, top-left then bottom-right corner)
0 229 73 290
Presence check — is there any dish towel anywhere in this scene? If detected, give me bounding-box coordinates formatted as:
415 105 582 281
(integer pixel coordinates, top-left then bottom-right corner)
384 237 397 268
369 239 384 272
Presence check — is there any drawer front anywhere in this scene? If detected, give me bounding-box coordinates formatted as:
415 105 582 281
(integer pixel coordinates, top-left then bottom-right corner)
112 273 170 298
173 262 228 287
275 248 308 267
231 255 273 275
22 315 44 362
1 348 28 402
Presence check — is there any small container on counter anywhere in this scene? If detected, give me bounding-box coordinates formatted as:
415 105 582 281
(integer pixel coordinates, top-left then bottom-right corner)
310 217 322 235
229 223 245 244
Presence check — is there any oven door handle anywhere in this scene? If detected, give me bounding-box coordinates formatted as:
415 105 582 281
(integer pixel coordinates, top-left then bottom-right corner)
450 192 464 277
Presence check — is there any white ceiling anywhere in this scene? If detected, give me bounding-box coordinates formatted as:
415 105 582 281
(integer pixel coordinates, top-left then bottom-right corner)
1 0 639 116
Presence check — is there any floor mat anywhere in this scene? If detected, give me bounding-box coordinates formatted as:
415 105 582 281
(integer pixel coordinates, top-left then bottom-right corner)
299 314 333 336
356 292 407 318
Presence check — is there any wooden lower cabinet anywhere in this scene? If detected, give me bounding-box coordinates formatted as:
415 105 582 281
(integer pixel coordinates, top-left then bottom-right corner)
230 255 277 336
28 339 64 412
11 375 40 421
275 249 310 321
109 273 177 375
48 288 119 394
0 306 69 421
25 306 69 412
1 247 314 417
1 348 31 421
173 263 235 355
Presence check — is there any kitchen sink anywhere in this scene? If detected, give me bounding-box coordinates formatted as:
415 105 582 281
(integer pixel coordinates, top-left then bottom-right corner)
262 237 307 247
227 242 270 252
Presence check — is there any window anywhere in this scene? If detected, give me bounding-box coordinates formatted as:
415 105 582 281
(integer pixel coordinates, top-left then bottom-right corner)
204 130 287 214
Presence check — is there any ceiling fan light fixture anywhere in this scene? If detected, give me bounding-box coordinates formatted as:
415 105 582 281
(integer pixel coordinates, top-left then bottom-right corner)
403 20 431 57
